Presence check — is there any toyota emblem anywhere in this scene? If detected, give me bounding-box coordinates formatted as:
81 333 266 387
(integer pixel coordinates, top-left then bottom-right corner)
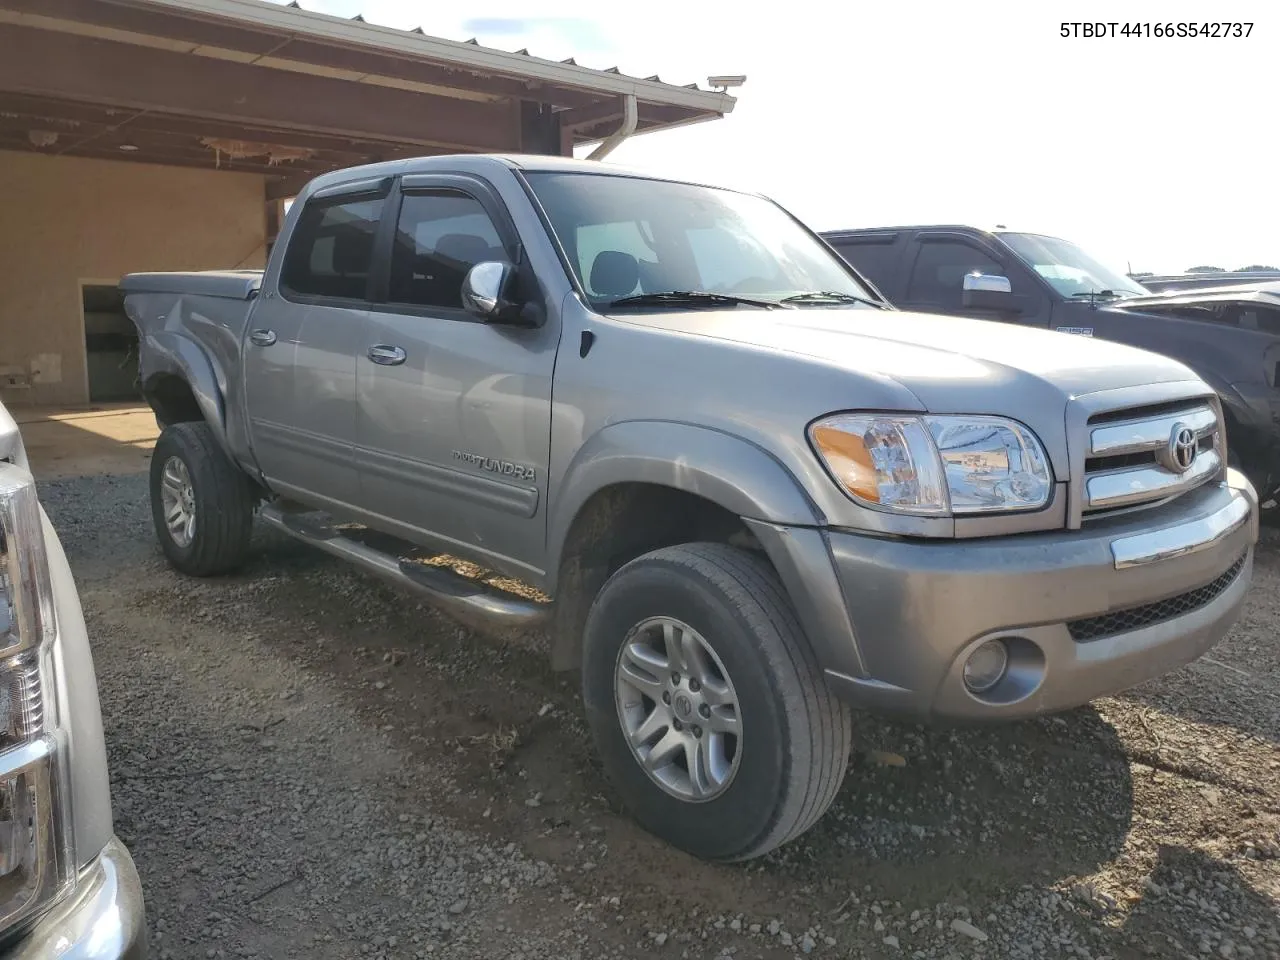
1164 422 1198 474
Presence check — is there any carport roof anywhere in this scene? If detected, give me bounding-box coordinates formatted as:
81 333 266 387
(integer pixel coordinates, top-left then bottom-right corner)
0 0 736 190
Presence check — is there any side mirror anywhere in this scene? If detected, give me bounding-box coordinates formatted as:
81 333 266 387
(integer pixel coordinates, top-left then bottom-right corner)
461 261 527 325
961 272 1015 311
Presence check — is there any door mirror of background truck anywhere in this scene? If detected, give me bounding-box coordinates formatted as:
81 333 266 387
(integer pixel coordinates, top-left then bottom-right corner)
962 271 1015 311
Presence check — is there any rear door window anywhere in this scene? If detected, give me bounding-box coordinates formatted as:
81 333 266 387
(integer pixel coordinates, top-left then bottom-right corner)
281 197 384 301
829 238 899 294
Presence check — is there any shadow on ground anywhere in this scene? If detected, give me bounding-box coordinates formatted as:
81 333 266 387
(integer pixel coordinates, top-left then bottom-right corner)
241 528 1136 922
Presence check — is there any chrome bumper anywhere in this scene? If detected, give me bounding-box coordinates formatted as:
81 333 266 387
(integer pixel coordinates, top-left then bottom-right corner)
1111 490 1252 568
6 838 147 959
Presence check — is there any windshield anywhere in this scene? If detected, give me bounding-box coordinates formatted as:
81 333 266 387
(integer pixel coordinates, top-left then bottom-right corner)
1000 232 1149 299
524 172 877 309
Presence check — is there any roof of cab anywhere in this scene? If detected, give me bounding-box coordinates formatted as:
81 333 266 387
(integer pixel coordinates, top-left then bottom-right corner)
298 153 752 198
820 225 1069 243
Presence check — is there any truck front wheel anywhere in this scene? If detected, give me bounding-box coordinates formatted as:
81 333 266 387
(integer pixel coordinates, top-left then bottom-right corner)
582 542 850 861
149 422 255 576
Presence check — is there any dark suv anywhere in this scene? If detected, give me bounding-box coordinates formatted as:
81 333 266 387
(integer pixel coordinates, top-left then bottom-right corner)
823 225 1280 507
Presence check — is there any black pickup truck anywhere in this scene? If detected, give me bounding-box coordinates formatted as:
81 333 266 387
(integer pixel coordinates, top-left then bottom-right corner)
823 225 1280 508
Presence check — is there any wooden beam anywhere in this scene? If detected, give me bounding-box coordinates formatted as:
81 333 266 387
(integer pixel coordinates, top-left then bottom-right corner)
262 38 603 110
0 123 338 167
558 97 626 132
0 116 379 166
0 22 523 152
265 175 313 202
0 0 610 109
124 114 417 159
0 0 285 54
568 116 686 144
0 92 422 156
0 135 332 177
265 183 280 243
559 99 700 132
519 100 568 157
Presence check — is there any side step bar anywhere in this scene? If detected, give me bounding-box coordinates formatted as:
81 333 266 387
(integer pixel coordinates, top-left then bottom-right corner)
258 504 551 630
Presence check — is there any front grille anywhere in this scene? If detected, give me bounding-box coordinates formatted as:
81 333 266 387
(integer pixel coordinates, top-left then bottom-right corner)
1086 435 1216 475
1082 401 1222 516
1067 554 1246 642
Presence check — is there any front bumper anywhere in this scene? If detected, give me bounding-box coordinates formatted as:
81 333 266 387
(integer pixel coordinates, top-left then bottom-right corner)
5 838 146 959
754 473 1258 722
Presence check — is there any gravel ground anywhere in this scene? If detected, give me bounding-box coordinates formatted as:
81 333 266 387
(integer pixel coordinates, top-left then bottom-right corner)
43 472 1280 960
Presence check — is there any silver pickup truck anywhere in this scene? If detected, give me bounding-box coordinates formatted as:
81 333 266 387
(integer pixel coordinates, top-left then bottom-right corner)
121 155 1258 862
0 403 146 957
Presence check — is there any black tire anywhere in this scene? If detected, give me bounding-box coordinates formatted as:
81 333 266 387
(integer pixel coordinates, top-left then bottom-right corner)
582 542 851 862
149 421 256 576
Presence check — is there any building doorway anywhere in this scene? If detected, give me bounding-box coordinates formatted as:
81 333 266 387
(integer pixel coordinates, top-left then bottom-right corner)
82 284 141 403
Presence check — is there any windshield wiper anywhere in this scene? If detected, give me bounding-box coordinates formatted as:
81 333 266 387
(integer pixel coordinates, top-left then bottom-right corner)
780 291 887 309
607 291 786 310
1069 289 1125 300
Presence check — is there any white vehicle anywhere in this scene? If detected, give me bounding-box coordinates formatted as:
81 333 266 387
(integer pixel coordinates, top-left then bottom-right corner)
0 402 145 957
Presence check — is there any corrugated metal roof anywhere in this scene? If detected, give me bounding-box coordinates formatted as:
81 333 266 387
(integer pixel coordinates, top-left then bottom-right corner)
277 0 712 94
0 0 736 176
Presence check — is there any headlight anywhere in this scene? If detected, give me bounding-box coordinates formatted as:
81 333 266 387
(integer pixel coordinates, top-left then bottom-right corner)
0 464 72 932
809 414 1053 515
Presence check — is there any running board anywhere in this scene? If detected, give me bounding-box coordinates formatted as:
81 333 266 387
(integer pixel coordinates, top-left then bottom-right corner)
258 504 550 630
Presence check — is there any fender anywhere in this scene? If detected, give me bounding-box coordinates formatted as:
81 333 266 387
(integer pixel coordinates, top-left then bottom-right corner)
546 419 823 583
141 330 232 456
545 420 870 680
1191 367 1259 432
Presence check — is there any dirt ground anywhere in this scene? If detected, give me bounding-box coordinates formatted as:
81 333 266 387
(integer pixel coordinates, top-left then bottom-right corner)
16 403 157 479
29 408 1280 960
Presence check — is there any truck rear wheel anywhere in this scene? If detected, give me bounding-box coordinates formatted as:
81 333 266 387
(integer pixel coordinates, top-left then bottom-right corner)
582 542 850 861
149 422 255 576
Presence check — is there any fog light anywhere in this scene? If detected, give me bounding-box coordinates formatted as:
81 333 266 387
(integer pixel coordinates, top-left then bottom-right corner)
963 639 1009 693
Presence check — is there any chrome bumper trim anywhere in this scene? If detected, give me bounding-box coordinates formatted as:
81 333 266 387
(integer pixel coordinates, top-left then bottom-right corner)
1110 489 1252 569
7 837 147 959
1086 450 1221 510
1089 406 1217 457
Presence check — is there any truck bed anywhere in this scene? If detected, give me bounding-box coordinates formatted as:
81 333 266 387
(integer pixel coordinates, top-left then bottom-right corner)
119 270 263 300
120 270 263 418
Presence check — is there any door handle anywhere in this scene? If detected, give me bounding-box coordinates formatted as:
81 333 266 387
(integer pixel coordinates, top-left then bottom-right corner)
367 344 407 366
249 329 277 346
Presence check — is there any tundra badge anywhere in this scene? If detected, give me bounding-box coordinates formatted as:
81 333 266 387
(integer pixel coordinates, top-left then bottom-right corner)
452 450 536 482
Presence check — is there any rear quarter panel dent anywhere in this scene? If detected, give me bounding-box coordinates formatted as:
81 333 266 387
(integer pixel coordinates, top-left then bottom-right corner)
144 330 228 446
131 287 258 463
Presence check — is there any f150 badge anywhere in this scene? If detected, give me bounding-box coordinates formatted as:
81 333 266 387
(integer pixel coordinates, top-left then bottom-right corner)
1055 326 1094 336
452 450 536 482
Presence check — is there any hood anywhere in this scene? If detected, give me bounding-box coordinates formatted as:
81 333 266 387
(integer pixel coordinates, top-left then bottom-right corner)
621 306 1197 411
1111 283 1280 311
617 306 1203 485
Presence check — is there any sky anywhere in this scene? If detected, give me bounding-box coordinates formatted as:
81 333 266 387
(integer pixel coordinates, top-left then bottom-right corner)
267 0 1276 275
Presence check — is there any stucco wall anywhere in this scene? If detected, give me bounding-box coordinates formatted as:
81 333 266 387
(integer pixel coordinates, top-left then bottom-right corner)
0 150 266 406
